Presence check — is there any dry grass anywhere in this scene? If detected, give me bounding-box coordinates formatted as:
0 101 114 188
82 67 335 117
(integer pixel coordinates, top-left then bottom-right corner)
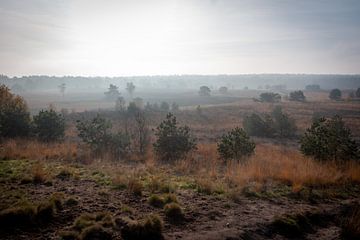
0 139 81 162
224 144 360 188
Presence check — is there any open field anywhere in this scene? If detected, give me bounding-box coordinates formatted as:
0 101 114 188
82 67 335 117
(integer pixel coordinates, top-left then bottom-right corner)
1 88 360 240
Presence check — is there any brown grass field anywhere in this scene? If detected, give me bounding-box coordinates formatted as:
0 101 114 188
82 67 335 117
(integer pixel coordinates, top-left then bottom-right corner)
1 89 360 240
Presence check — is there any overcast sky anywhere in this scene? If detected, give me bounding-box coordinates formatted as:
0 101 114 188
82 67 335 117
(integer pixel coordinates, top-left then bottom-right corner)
1 0 360 76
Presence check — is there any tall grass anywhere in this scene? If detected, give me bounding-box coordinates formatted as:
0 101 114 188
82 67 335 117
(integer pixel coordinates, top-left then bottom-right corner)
0 139 79 162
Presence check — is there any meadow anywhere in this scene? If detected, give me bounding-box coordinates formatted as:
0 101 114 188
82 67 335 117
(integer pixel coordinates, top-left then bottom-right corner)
0 88 360 240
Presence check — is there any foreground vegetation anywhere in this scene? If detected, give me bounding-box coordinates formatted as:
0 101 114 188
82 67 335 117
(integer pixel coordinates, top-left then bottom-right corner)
1 84 360 239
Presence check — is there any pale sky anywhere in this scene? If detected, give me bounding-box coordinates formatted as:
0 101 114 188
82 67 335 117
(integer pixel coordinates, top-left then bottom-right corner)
1 0 360 76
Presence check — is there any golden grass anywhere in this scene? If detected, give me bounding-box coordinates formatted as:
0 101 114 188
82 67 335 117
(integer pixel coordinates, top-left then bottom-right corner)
0 139 79 162
224 144 360 188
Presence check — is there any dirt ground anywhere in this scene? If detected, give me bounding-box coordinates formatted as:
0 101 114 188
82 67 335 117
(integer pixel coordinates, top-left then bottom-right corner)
0 159 358 240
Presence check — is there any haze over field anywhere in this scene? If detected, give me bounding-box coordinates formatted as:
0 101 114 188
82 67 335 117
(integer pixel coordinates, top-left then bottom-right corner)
1 0 360 76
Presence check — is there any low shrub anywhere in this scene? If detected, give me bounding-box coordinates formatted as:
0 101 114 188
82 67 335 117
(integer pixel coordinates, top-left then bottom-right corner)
120 214 163 240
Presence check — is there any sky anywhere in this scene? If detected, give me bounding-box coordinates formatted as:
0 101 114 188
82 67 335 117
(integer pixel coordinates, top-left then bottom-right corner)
0 0 360 76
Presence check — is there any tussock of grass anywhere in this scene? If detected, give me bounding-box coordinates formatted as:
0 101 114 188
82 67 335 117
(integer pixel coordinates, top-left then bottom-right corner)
341 205 360 239
164 203 184 223
120 214 163 240
127 177 143 196
79 224 112 240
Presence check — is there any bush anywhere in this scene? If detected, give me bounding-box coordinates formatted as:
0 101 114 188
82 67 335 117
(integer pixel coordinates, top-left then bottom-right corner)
341 205 360 239
217 127 255 162
33 109 65 142
0 84 31 138
243 113 275 137
271 106 297 138
300 115 359 162
76 115 130 158
244 107 296 138
289 90 306 102
79 224 112 240
329 88 342 100
153 113 197 162
259 92 281 102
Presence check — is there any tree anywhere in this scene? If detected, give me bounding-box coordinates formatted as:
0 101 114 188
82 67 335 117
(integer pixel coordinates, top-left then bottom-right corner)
133 97 144 109
160 102 170 112
356 88 360 98
329 89 342 100
243 113 275 137
217 127 255 162
76 115 112 154
259 92 281 102
271 106 297 138
33 109 65 142
289 90 306 102
219 86 228 94
0 84 31 138
58 83 66 97
300 116 359 162
153 113 197 162
305 84 321 91
126 82 136 98
115 96 126 112
171 102 179 112
104 84 120 100
199 86 211 96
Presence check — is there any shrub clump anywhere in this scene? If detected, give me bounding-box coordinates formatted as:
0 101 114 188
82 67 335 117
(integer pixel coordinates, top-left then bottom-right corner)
32 109 65 142
217 127 255 162
341 205 360 239
289 90 306 102
76 115 130 158
153 113 197 162
164 203 184 223
120 214 163 240
300 115 359 162
259 92 281 102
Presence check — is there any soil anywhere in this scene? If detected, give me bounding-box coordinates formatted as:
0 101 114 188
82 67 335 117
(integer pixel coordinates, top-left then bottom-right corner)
1 175 358 240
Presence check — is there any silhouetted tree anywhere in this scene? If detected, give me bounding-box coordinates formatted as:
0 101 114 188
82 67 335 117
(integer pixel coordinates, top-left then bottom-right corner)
199 86 211 96
126 82 136 99
58 83 66 97
289 90 306 102
219 86 228 94
259 92 281 102
104 84 120 100
329 89 342 100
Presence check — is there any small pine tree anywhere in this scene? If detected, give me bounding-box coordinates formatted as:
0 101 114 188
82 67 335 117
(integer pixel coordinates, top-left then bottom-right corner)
259 92 281 102
33 109 65 142
153 113 196 162
271 106 297 138
300 115 359 162
217 127 255 162
243 113 275 137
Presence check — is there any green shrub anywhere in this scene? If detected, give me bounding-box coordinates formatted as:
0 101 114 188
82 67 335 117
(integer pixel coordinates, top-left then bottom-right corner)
0 84 31 138
199 86 211 96
217 127 255 162
271 106 297 138
243 113 275 137
76 115 130 158
259 92 281 102
300 115 359 162
153 113 197 162
33 109 65 142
